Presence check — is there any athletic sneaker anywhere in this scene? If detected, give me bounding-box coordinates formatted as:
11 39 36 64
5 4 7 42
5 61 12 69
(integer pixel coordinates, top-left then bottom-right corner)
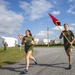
21 69 28 74
68 64 72 69
35 61 37 65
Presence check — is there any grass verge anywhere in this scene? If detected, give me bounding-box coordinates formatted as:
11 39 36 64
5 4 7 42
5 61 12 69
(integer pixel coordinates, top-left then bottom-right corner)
0 47 25 67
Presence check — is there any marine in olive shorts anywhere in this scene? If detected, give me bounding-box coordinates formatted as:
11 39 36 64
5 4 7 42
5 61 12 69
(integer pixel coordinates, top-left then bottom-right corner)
59 24 74 69
21 30 37 74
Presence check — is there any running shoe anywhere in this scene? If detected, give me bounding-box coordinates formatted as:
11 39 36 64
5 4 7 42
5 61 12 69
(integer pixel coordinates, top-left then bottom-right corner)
21 69 28 74
68 64 72 69
34 60 38 65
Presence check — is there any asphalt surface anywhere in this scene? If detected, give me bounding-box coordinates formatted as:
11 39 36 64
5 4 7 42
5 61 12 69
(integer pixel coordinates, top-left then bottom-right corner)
0 47 75 75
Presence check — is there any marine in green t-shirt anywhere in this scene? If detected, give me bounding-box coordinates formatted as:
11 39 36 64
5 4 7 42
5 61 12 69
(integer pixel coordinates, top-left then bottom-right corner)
59 23 74 69
61 30 74 50
21 30 37 74
22 36 34 53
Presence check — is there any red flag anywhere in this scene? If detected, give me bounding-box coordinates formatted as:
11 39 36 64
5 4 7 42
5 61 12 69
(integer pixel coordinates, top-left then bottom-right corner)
49 14 61 26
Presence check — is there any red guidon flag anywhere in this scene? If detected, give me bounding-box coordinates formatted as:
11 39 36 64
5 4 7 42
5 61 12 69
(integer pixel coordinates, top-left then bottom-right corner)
18 34 24 40
49 14 61 26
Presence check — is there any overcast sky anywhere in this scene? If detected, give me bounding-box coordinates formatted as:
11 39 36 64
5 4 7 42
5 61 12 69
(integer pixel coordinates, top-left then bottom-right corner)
0 0 75 40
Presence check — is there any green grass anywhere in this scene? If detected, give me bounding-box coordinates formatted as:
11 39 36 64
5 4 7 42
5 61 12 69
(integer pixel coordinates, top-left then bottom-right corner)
0 47 25 67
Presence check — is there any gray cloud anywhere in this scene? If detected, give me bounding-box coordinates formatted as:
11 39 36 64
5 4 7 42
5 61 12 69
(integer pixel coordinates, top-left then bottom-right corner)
19 0 53 20
67 3 75 14
0 0 24 35
52 10 60 15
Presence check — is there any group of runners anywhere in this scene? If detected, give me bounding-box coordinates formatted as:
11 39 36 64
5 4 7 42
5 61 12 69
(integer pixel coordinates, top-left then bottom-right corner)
21 23 75 74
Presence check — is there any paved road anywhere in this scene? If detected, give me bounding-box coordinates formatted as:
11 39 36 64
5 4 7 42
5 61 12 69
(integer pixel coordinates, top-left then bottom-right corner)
0 47 75 75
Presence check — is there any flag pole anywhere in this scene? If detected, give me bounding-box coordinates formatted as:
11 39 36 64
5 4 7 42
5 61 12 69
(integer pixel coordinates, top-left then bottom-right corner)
49 13 75 50
56 23 75 50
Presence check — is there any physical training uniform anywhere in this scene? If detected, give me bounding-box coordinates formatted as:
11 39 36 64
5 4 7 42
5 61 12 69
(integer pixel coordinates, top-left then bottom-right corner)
22 36 34 53
61 30 74 50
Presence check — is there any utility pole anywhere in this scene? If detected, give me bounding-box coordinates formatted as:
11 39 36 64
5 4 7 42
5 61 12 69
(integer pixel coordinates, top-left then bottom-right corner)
47 27 49 47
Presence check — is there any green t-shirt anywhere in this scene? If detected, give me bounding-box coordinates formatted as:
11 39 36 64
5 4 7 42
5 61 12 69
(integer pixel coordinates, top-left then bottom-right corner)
61 30 74 45
22 36 34 46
